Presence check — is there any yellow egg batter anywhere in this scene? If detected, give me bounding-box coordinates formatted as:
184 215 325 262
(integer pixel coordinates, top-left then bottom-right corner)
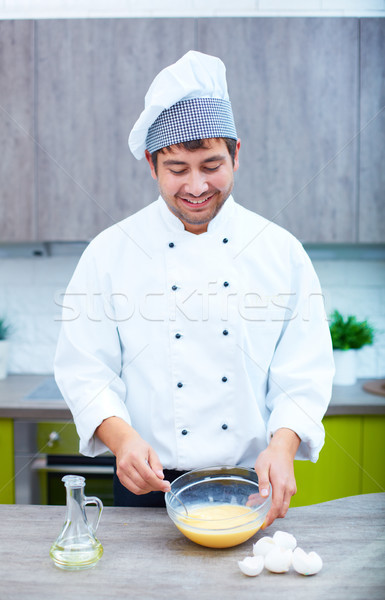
176 503 261 548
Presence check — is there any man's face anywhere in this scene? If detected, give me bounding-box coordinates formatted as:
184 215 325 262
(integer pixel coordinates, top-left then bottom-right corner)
145 138 240 234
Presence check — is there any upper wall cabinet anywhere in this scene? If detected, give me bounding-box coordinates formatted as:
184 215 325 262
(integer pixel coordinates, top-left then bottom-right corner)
359 19 385 243
0 18 383 243
0 21 35 242
198 18 359 243
36 19 195 241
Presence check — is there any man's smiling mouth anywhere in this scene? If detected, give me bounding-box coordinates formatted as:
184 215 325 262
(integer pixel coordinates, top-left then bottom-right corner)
179 194 214 205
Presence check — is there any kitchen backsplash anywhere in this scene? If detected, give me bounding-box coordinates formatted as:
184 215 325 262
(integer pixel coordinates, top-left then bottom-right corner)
0 248 384 378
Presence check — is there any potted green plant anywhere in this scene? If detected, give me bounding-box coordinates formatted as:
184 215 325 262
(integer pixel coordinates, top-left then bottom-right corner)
0 318 11 380
329 310 375 385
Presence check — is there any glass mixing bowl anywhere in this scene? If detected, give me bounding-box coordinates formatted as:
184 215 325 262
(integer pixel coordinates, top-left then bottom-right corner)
165 466 272 548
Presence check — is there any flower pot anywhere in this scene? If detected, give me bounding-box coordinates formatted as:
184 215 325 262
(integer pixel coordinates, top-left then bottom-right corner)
0 340 9 379
333 349 357 386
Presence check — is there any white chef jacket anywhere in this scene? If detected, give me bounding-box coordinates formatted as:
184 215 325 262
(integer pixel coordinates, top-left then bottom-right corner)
54 195 334 469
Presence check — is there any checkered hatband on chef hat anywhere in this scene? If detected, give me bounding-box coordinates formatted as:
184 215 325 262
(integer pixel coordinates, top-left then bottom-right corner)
145 97 237 154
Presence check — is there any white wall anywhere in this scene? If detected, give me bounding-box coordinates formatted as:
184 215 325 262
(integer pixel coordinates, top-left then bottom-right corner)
0 250 384 377
0 0 384 19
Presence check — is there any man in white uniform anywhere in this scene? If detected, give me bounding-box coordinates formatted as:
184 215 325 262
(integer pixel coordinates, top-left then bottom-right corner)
55 51 334 526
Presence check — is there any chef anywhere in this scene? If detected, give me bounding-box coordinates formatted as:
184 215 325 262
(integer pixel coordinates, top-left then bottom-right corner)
54 51 334 527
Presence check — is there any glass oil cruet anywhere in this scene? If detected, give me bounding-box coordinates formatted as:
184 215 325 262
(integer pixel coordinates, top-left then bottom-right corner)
50 475 104 570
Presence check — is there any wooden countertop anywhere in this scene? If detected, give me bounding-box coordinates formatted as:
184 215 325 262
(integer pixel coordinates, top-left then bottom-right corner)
0 493 384 600
0 374 385 420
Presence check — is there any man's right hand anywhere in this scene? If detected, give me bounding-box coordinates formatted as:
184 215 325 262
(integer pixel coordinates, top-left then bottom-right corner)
96 417 171 495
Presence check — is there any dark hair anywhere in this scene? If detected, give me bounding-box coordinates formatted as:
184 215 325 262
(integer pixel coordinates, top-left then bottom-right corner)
150 137 237 173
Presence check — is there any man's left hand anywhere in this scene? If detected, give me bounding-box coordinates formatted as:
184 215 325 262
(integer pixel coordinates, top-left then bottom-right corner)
254 427 300 528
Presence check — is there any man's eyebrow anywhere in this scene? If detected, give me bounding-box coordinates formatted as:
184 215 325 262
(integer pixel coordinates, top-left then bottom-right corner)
162 154 226 166
202 154 226 163
162 159 188 166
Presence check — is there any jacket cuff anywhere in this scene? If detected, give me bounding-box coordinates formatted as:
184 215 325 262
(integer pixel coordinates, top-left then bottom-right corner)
267 401 325 463
72 388 132 457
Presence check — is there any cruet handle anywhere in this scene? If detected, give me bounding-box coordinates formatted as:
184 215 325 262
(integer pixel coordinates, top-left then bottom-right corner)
84 495 104 533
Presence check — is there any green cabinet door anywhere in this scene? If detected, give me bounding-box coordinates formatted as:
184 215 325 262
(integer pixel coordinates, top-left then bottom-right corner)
361 415 385 494
291 416 363 507
0 419 15 503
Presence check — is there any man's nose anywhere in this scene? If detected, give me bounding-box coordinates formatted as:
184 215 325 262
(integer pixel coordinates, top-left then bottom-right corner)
184 171 209 196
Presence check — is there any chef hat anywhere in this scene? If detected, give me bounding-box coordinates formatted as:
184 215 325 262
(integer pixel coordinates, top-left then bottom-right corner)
128 50 237 160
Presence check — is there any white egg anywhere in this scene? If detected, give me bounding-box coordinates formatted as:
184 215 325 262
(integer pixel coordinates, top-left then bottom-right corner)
253 536 276 557
292 547 323 576
264 547 293 573
238 555 265 577
273 530 297 551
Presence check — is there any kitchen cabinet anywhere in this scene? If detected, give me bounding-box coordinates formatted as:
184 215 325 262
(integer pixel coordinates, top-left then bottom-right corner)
358 19 385 243
198 18 359 243
0 18 384 243
14 420 114 506
36 18 195 241
35 421 114 506
292 414 385 507
0 20 35 242
362 415 385 494
0 419 14 503
36 421 81 455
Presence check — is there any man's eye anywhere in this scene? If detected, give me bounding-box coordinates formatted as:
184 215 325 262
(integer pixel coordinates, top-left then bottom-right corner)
170 169 186 175
204 165 220 172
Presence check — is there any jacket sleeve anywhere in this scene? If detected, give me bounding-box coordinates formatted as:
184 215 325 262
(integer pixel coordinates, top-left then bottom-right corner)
265 243 335 462
54 245 131 457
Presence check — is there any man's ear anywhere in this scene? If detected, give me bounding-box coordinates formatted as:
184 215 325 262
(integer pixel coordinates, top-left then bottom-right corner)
233 139 241 173
145 150 157 180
